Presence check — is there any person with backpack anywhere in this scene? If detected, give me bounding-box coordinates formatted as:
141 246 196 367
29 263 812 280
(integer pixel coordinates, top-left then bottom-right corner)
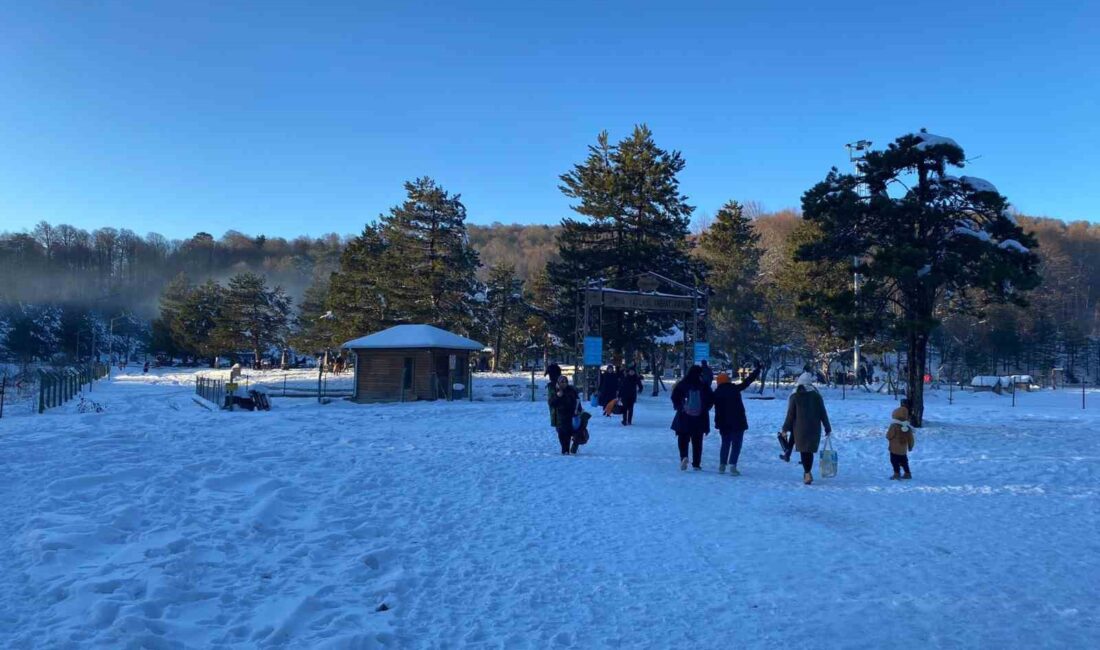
617 366 644 426
670 365 714 471
712 362 763 475
549 375 581 455
780 372 832 485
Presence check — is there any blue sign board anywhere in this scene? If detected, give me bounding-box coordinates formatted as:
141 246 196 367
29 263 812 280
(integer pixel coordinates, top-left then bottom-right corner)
583 336 603 365
693 341 710 364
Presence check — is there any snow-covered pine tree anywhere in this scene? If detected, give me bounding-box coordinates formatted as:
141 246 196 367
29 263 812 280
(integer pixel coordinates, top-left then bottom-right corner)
799 130 1041 426
175 280 225 365
549 126 697 355
214 272 292 367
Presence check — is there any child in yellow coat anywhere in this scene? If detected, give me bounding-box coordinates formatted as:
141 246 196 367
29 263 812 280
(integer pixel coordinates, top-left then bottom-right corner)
886 399 915 480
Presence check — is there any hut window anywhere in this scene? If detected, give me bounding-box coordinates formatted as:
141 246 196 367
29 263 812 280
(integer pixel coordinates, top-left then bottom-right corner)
403 357 414 389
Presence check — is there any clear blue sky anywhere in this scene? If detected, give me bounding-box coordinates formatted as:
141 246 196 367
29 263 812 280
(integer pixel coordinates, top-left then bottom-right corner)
1 0 1097 240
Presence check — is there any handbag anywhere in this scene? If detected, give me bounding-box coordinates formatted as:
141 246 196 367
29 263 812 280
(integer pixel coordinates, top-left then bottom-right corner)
572 401 584 430
819 435 838 478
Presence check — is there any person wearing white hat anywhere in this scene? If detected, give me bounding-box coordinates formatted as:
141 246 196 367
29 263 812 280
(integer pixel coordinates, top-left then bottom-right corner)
780 371 832 484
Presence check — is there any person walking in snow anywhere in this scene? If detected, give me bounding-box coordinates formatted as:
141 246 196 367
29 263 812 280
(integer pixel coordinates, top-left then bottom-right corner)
780 372 832 485
670 365 714 471
886 399 915 480
598 365 620 413
617 366 644 426
545 363 563 429
699 359 714 388
712 362 763 475
549 375 581 455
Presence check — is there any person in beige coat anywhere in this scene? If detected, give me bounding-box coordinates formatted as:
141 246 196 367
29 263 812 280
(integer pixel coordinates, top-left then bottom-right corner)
886 399 915 480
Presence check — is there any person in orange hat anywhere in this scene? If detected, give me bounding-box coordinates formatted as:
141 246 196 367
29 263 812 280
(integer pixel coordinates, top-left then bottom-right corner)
712 362 763 475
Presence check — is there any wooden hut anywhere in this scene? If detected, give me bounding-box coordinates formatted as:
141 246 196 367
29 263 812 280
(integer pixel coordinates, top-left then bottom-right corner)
343 325 483 403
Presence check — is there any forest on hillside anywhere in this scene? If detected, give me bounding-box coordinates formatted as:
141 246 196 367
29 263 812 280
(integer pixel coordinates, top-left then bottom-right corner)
3 212 1097 375
3 129 1099 407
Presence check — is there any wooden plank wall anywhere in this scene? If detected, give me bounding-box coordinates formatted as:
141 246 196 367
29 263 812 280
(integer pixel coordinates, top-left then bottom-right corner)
353 349 433 402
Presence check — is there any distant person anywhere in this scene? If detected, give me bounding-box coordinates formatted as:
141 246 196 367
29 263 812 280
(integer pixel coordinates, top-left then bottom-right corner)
712 361 763 475
549 375 581 455
617 366 644 426
886 398 915 480
142 361 149 374
598 365 620 414
652 358 668 396
670 365 714 471
545 363 563 429
699 359 714 388
780 372 832 485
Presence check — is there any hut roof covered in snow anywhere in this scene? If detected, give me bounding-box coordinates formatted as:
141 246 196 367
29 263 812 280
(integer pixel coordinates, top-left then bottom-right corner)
342 324 483 351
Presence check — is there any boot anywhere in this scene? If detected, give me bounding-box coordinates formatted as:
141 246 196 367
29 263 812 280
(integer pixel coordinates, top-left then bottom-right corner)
730 466 741 476
680 458 688 471
719 464 727 474
902 471 912 480
803 473 813 485
890 472 900 480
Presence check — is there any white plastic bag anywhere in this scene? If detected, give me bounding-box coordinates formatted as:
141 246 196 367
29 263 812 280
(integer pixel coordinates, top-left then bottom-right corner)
819 435 838 478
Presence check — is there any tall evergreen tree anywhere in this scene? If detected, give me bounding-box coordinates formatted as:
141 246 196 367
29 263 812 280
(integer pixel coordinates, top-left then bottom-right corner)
549 125 696 354
377 177 482 334
326 224 389 344
175 280 225 365
799 130 1041 425
695 201 761 365
484 262 526 371
291 274 340 355
213 272 292 367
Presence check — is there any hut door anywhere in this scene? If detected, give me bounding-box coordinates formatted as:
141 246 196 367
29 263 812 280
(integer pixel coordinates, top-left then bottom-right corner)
434 353 450 399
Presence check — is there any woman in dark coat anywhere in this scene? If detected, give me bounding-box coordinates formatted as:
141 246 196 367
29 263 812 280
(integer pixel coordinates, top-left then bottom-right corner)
549 375 580 455
712 362 762 475
780 372 832 484
617 367 644 426
670 365 714 470
545 363 563 428
597 365 620 410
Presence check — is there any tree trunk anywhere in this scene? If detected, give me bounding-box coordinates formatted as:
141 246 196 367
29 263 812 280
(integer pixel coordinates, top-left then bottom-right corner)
907 330 929 427
492 328 502 372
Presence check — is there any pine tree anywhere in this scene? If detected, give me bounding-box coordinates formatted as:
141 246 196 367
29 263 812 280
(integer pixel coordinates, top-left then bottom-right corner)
799 130 1041 425
549 125 697 354
485 262 526 371
695 201 761 365
377 177 482 334
213 272 292 367
326 224 389 344
152 272 190 359
175 280 225 365
290 274 340 355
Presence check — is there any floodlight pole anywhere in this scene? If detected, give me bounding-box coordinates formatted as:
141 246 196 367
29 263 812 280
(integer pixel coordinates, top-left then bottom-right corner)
846 139 872 387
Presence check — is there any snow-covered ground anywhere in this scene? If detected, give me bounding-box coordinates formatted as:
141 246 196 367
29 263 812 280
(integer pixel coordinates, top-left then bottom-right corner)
1 369 1098 648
